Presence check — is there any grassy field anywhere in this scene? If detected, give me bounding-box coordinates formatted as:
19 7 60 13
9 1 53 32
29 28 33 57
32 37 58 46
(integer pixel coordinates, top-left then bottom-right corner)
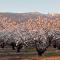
0 47 60 60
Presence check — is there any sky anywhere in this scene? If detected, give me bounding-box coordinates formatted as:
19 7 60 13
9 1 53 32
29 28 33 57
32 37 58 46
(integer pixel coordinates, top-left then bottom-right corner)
0 0 60 13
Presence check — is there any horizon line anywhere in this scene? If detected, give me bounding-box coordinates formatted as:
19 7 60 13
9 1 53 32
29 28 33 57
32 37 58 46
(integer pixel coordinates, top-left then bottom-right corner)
0 11 60 14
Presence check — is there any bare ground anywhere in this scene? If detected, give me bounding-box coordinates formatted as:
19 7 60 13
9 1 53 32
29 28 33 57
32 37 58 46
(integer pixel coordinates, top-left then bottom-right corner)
0 47 60 60
0 56 60 60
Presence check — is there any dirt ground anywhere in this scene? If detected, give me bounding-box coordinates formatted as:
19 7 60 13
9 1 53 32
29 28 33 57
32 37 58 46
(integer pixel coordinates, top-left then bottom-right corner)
0 56 60 60
0 47 60 60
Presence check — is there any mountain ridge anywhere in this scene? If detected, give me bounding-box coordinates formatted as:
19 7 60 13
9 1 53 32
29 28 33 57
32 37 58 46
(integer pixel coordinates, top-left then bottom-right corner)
0 12 59 22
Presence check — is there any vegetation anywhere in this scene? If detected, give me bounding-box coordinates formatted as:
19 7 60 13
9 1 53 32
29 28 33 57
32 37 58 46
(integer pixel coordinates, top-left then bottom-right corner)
0 12 60 57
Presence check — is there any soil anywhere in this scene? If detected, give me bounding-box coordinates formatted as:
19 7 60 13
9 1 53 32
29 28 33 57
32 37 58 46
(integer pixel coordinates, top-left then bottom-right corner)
0 56 60 60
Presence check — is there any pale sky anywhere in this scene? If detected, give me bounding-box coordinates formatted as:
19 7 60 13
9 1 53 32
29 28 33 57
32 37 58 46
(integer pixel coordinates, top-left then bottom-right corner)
0 0 60 13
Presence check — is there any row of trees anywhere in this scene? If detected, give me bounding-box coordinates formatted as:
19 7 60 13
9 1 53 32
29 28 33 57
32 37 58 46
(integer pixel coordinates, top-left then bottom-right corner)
0 16 60 55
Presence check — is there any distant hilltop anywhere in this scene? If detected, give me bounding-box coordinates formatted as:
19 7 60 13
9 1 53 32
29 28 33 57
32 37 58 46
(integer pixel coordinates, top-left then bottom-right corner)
0 12 60 22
